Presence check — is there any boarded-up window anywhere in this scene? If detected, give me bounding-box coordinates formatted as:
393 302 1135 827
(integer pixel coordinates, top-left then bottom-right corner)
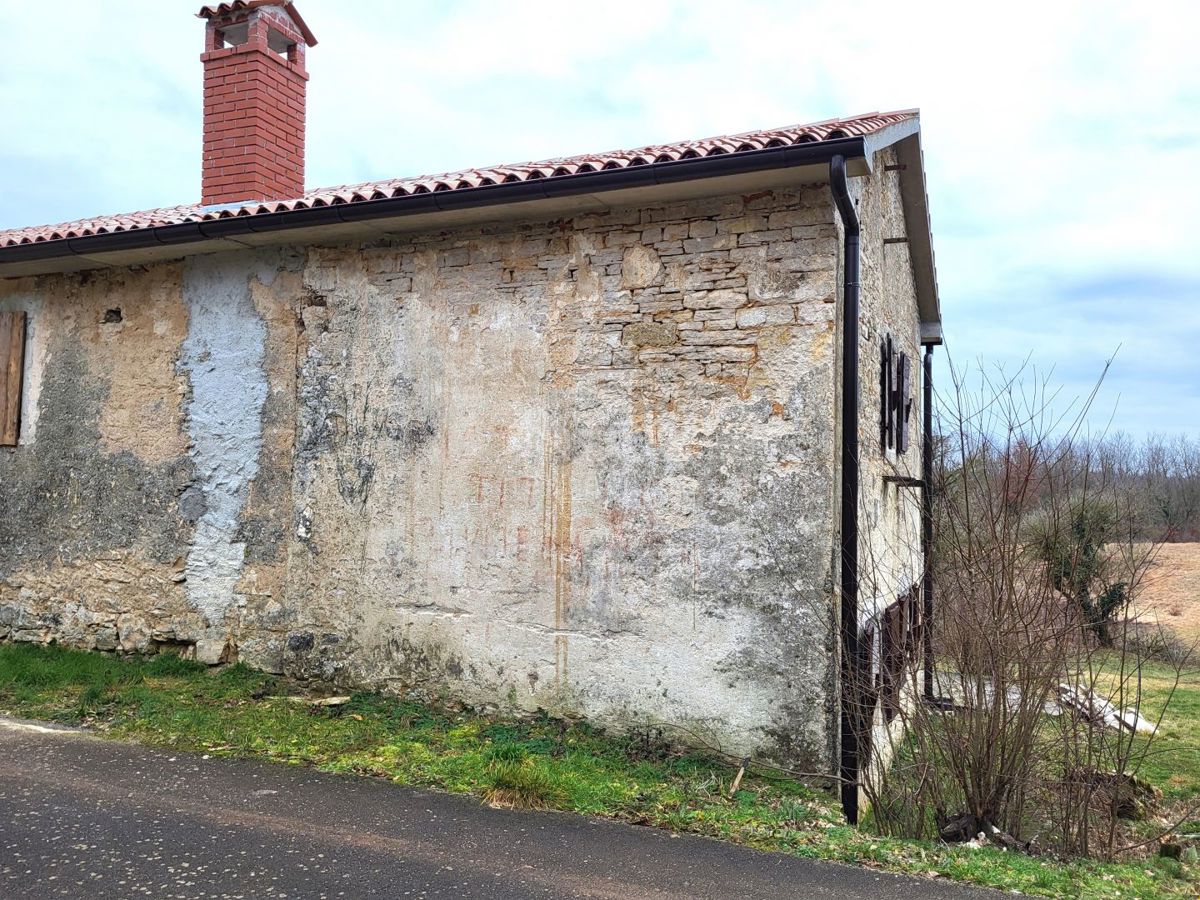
876 584 922 725
0 311 26 446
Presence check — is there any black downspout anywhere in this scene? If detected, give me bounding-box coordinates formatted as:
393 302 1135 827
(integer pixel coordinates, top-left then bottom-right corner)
921 344 935 701
830 155 861 826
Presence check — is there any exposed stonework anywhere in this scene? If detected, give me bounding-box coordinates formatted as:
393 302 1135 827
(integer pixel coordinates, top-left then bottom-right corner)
842 148 927 792
855 146 924 620
0 161 929 775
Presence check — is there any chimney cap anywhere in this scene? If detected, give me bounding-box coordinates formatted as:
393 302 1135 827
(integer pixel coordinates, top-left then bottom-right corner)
197 1 317 47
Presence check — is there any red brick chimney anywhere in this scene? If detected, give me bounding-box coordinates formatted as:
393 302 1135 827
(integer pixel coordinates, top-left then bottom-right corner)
198 2 317 206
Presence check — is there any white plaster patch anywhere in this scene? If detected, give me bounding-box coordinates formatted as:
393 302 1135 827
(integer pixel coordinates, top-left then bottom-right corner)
180 253 274 626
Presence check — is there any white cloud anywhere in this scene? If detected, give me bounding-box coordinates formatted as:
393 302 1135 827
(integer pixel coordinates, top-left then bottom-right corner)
0 0 1196 433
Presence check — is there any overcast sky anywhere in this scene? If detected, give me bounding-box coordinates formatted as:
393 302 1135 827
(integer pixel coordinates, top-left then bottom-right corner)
1 1 1196 436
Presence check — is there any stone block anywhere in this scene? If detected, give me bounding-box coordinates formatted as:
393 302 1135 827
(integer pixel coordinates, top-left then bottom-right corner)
620 245 663 289
736 229 790 247
680 330 756 346
638 296 684 314
687 346 756 363
623 321 679 348
768 207 831 228
683 289 746 310
117 614 151 653
94 625 119 651
737 305 796 328
717 215 767 235
605 231 641 249
683 235 738 254
195 638 230 666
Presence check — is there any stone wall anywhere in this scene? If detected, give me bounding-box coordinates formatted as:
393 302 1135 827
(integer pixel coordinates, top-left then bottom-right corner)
856 146 924 622
0 251 302 665
0 181 873 771
848 148 927 784
285 186 842 768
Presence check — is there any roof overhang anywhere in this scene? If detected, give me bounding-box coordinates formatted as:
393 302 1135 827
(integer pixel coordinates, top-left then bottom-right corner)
0 137 869 275
0 127 940 335
893 131 942 341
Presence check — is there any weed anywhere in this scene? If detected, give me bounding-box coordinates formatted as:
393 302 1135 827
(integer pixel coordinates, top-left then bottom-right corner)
144 651 205 678
76 682 107 713
483 742 528 763
484 761 569 809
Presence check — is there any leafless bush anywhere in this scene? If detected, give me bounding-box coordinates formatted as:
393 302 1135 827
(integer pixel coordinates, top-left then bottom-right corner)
861 358 1192 862
1123 621 1195 668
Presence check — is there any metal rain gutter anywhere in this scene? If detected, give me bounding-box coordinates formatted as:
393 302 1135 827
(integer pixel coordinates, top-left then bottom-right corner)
0 137 869 269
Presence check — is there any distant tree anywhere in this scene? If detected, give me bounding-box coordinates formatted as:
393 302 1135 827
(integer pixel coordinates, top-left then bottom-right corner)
1027 497 1128 646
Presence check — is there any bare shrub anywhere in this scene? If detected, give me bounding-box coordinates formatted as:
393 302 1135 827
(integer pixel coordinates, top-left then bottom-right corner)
1123 621 1195 668
861 358 1192 862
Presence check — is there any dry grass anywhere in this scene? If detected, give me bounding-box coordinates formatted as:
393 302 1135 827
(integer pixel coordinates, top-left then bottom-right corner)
1132 544 1200 642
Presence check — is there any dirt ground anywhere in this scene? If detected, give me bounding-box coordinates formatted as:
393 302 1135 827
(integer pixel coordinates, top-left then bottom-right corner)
1133 543 1200 642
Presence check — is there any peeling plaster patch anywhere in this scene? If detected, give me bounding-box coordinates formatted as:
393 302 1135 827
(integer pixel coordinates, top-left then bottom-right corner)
180 252 276 626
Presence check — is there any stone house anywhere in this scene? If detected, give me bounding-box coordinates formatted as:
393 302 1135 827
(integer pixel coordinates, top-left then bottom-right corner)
0 2 942 821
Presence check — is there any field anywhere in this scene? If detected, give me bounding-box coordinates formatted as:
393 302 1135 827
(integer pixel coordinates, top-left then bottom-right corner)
1133 543 1200 644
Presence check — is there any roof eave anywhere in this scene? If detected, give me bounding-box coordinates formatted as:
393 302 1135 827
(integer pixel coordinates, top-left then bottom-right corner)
0 136 870 276
893 131 942 340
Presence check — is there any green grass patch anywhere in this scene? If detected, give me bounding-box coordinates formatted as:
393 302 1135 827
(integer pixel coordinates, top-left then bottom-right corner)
0 642 1195 898
1103 657 1200 801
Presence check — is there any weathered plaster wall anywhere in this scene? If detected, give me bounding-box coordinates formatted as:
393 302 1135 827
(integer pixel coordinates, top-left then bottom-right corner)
285 187 842 767
0 186 854 770
0 266 197 652
0 253 300 662
177 251 302 664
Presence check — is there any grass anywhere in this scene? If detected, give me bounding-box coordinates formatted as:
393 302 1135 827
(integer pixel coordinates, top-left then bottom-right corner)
1101 656 1200 803
0 642 1196 898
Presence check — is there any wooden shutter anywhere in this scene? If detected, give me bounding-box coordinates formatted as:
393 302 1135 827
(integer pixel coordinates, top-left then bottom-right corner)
879 601 906 723
0 311 26 446
881 336 894 451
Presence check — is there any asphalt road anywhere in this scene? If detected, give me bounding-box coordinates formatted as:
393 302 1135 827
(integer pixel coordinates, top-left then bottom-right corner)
0 717 998 899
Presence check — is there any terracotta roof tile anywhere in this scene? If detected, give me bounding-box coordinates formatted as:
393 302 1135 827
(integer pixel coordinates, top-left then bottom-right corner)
198 2 317 47
0 110 916 249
